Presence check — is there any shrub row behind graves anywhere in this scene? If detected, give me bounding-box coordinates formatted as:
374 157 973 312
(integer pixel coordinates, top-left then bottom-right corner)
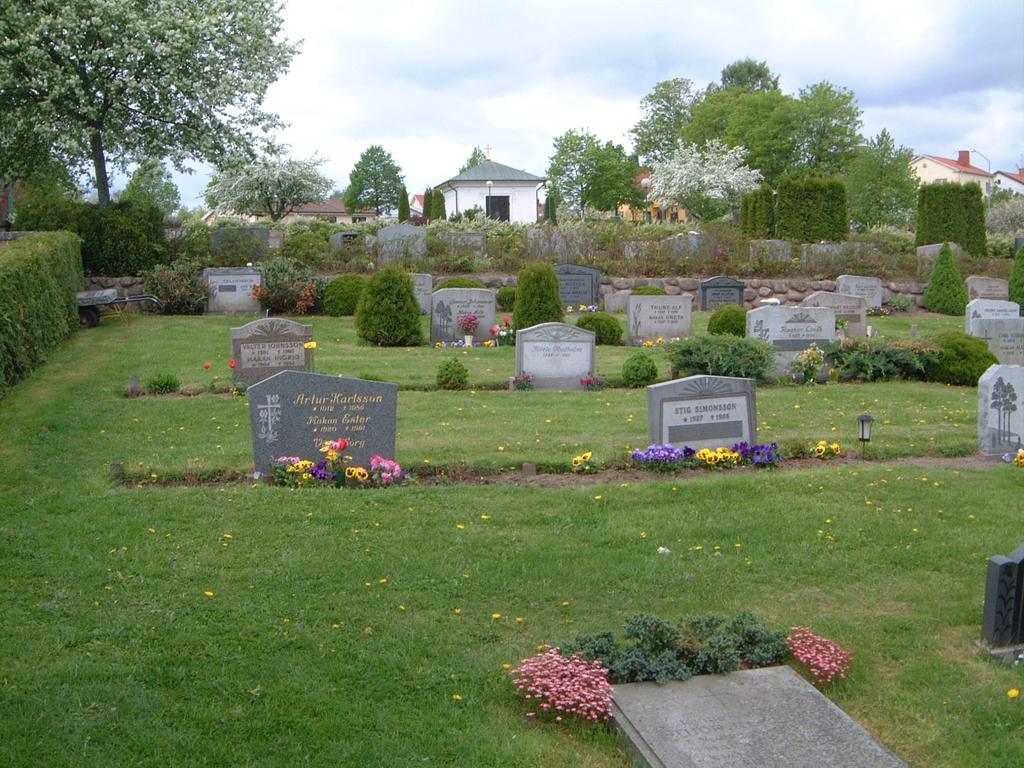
0 232 83 397
667 335 774 380
916 182 987 257
740 185 776 238
775 176 848 243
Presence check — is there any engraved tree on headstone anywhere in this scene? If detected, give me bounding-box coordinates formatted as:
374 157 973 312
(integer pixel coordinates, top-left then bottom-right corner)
436 301 452 338
990 377 1018 447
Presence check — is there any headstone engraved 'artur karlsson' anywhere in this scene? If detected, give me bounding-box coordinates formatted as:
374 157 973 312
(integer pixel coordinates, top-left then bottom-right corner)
248 371 397 477
646 375 756 452
230 318 313 387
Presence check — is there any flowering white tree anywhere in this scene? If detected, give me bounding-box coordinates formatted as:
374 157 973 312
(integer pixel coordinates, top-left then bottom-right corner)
0 0 297 206
649 139 763 221
206 150 333 221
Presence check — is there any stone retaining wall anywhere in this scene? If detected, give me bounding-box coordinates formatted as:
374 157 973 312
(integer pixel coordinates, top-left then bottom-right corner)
85 276 148 296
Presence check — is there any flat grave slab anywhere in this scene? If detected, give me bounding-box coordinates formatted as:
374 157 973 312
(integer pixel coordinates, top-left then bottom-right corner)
613 666 907 768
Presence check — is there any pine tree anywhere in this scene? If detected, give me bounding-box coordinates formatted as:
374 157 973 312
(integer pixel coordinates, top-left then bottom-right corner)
422 187 433 222
398 186 410 222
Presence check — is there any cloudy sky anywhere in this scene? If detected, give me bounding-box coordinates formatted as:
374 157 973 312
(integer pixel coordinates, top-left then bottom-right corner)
167 0 1023 207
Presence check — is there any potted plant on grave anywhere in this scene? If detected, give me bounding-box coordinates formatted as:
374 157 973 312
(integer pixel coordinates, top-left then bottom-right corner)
459 313 479 346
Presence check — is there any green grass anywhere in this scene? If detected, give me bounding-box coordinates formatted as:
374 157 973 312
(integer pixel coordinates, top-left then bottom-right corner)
1 311 1021 767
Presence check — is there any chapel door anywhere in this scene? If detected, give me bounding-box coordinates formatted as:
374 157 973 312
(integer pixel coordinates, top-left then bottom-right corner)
487 196 510 222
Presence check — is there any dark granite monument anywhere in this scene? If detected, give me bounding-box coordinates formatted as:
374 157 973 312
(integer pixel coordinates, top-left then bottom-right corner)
698 276 745 311
554 263 601 308
982 543 1024 649
247 371 397 477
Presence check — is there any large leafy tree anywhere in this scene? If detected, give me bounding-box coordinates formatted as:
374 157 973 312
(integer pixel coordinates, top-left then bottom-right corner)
547 129 600 219
649 139 762 222
708 58 780 94
844 129 918 231
345 145 404 216
118 158 180 218
794 82 863 176
0 0 297 207
206 149 332 221
459 146 488 173
630 77 698 165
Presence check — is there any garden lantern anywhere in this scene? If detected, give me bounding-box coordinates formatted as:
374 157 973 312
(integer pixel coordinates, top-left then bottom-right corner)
857 413 874 457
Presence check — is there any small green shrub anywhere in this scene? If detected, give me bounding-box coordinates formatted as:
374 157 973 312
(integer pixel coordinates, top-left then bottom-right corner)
355 267 423 347
496 285 517 311
576 312 622 345
823 338 939 382
924 331 998 385
513 262 563 330
253 257 318 315
886 295 915 312
922 243 968 315
436 358 469 390
143 259 207 315
706 305 747 337
323 274 367 316
632 285 667 296
1010 245 1024 310
668 335 774 380
622 351 658 387
436 277 486 289
146 373 180 394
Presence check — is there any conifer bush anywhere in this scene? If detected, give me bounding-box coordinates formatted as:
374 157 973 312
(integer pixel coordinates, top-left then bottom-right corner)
513 262 563 330
323 274 367 316
1010 244 1024 312
922 243 968 315
576 312 622 345
622 351 658 387
706 305 747 337
436 358 469 390
924 331 998 385
496 286 517 311
355 268 423 346
631 285 667 296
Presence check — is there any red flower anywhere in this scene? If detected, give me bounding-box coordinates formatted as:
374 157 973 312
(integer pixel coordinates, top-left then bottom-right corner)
203 362 211 369
229 359 237 369
337 438 348 451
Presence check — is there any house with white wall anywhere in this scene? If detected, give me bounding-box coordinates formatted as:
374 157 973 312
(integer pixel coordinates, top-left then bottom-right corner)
994 169 1024 196
911 150 995 196
434 159 546 223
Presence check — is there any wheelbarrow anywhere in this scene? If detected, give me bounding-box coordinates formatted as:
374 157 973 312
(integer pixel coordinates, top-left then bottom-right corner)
75 289 165 328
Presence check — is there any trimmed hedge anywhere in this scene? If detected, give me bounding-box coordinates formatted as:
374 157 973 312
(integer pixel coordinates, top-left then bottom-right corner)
916 182 986 257
775 176 847 243
0 232 83 397
1010 245 1024 311
740 186 776 238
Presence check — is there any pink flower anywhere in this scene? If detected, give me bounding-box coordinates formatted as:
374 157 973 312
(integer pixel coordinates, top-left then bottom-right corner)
787 627 852 685
490 324 500 336
508 646 612 722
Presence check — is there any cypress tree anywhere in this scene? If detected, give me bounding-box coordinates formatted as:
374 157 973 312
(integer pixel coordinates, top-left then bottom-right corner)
398 186 410 222
922 242 968 315
422 187 433 222
432 190 446 221
1009 243 1024 312
513 262 563 330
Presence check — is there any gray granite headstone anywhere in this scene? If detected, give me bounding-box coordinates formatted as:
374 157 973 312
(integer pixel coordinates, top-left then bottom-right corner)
430 288 496 343
747 305 836 377
377 223 426 263
801 291 867 338
835 275 884 309
966 276 1010 301
554 263 602 308
801 242 861 271
248 371 397 478
699 276 745 311
750 239 793 264
613 667 907 768
667 232 702 258
438 231 486 260
646 375 756 451
230 318 313 387
329 231 360 252
604 291 631 314
966 299 1021 335
203 267 264 314
974 319 1024 364
978 364 1024 457
515 323 595 391
628 294 693 344
210 227 282 260
411 273 433 315
526 227 594 262
982 543 1024 647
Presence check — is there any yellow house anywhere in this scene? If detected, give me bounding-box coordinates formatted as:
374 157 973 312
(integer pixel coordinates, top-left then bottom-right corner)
911 150 994 196
617 169 689 223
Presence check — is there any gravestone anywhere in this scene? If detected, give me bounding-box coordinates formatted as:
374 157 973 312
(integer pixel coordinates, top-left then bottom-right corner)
982 543 1024 648
966 276 1010 301
978 364 1024 457
974 319 1024 364
646 375 756 452
747 305 836 377
750 239 793 263
329 231 360 252
966 299 1021 336
411 273 433 315
604 291 631 314
801 291 867 337
438 231 486 260
230 318 313 387
377 223 426 263
916 242 962 276
802 242 861 271
210 227 282 260
613 667 907 768
554 263 601 308
667 232 702 258
836 274 884 309
248 371 397 478
623 240 662 261
628 294 693 344
515 323 595 391
527 227 593 262
430 288 496 344
699 276 745 311
203 267 263 314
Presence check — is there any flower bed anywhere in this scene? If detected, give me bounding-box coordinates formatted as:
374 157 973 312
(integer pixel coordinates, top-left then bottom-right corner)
631 442 781 471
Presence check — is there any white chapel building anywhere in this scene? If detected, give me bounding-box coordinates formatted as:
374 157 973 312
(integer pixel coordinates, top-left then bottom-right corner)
434 159 546 223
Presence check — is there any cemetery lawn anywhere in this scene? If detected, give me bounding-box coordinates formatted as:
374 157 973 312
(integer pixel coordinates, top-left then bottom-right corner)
0 313 1020 768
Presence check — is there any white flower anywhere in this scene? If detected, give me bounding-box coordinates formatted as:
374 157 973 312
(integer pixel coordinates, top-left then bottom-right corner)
657 546 671 555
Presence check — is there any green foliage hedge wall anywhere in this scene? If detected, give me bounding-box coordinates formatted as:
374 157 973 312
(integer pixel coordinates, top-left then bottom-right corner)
915 182 986 257
775 176 847 242
0 232 83 396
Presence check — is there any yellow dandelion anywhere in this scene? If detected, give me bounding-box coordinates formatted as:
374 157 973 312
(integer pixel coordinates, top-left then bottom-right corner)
581 451 592 461
1009 688 1020 700
303 341 317 350
452 694 463 701
203 591 214 598
491 613 502 620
